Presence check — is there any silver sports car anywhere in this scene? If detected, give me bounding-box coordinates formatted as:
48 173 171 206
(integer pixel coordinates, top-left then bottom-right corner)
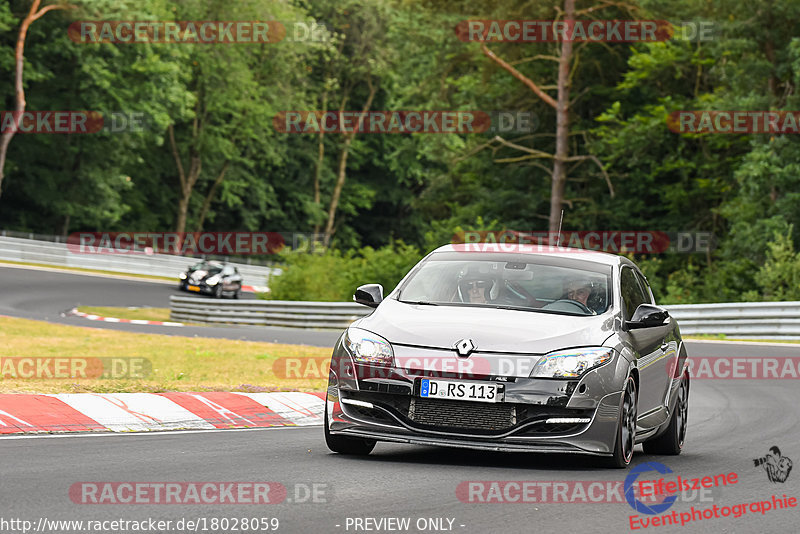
324 244 690 468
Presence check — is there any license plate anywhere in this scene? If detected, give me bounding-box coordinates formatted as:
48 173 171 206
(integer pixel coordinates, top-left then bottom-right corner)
419 379 499 403
188 285 201 292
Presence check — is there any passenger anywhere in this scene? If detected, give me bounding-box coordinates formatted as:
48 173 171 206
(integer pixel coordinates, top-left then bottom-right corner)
565 280 592 306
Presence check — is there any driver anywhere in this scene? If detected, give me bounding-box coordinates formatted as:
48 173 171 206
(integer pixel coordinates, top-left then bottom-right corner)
457 266 497 304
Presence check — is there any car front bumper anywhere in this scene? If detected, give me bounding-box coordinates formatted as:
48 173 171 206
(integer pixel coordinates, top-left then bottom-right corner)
325 340 630 456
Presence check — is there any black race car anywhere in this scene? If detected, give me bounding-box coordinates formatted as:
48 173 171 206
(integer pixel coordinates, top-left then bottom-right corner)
178 260 243 299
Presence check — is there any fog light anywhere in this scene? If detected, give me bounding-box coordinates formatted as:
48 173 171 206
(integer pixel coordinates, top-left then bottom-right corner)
341 398 374 409
545 417 591 424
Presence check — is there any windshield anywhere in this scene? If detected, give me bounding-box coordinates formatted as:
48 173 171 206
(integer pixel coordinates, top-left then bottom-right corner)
398 257 612 316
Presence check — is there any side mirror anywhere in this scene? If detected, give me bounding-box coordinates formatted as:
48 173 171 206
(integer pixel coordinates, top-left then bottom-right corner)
354 284 384 308
626 304 669 329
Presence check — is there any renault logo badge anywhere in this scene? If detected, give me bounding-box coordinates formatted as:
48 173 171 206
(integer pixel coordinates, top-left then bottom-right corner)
455 338 475 357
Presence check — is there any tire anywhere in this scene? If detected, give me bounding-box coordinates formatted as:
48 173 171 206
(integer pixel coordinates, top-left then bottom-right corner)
603 375 638 468
179 281 187 291
324 405 376 456
643 373 689 455
214 284 223 299
233 287 241 299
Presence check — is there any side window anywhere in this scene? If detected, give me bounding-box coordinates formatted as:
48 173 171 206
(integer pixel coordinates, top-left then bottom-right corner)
634 270 653 304
620 267 648 321
222 266 234 276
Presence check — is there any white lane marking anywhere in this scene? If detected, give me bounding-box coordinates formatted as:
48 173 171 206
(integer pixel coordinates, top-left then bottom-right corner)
70 308 185 327
51 393 215 432
234 392 323 426
0 425 315 440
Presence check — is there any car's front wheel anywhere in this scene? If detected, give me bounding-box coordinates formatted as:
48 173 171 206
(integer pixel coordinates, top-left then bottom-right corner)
324 405 376 455
604 375 637 469
214 284 223 298
643 373 689 455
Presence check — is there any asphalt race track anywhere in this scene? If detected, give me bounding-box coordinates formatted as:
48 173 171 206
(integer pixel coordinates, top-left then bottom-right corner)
1 372 798 534
0 264 340 346
1 264 799 533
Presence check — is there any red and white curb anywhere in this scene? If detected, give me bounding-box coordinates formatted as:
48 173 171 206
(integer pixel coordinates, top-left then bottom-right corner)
243 285 269 293
68 308 184 327
0 392 325 434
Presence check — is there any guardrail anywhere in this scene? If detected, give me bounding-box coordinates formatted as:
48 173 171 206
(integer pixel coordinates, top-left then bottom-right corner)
665 301 800 338
170 296 370 329
169 297 800 337
0 235 279 289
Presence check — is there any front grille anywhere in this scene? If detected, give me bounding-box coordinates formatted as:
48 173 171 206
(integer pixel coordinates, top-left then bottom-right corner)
408 398 516 431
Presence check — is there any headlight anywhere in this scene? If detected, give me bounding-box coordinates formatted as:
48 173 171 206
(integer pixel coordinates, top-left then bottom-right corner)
179 273 187 280
344 327 394 366
530 347 614 378
205 274 220 286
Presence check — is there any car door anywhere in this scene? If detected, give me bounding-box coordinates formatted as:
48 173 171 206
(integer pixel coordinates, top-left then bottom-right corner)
221 266 235 290
620 266 672 422
231 266 243 289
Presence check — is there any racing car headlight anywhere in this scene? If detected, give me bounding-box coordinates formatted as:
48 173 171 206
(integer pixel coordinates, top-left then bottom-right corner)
530 347 614 378
179 272 187 280
205 274 220 286
344 327 394 366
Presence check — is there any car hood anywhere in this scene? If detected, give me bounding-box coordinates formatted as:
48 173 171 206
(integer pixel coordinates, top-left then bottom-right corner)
354 298 616 354
188 269 220 282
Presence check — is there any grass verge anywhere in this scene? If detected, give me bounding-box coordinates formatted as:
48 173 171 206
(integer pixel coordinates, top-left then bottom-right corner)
0 315 329 393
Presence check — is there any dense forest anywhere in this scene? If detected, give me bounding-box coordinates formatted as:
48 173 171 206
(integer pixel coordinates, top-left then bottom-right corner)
1 0 799 303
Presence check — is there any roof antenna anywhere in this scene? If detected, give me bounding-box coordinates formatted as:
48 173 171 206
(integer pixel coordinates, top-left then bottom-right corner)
555 209 564 247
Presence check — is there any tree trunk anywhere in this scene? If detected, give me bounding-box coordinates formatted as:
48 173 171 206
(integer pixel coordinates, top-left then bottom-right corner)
0 1 73 199
323 80 376 246
312 90 328 236
195 160 230 232
549 0 575 234
61 214 70 237
169 123 202 243
323 136 354 247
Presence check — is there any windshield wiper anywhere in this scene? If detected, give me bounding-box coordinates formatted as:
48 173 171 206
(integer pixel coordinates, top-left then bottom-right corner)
401 300 439 306
490 305 584 316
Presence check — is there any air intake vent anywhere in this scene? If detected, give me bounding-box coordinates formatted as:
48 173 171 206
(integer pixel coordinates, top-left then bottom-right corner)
408 398 516 431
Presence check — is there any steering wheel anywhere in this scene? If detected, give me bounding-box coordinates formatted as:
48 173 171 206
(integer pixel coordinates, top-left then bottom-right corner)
542 299 593 314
